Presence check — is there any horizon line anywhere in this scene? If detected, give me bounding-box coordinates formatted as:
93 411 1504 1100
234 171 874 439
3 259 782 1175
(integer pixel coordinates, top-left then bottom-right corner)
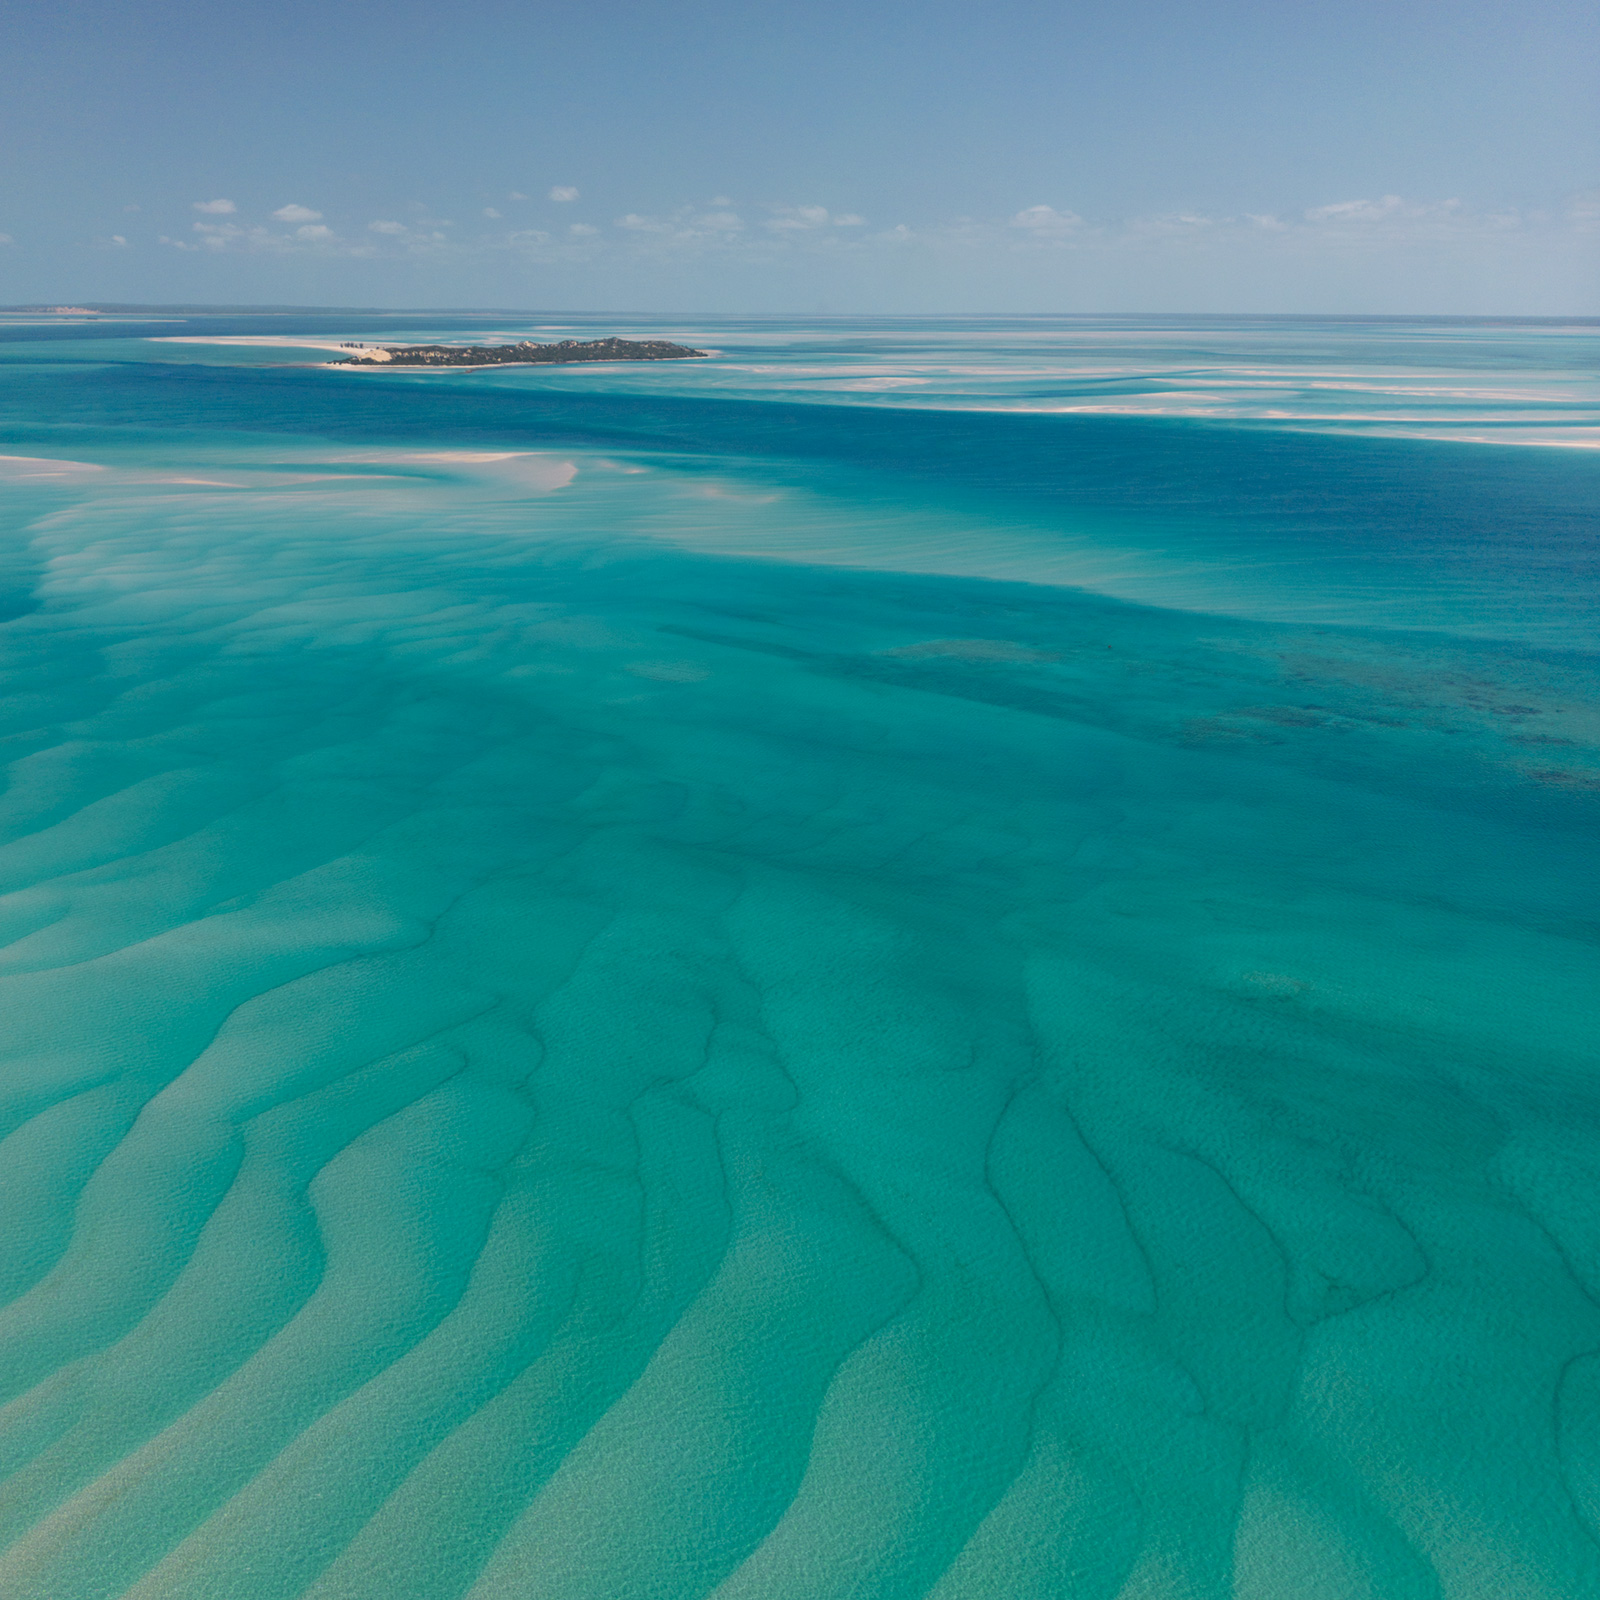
5 304 1599 324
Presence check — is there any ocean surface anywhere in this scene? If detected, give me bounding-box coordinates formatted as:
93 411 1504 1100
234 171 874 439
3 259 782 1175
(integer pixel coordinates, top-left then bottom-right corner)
0 310 1597 1599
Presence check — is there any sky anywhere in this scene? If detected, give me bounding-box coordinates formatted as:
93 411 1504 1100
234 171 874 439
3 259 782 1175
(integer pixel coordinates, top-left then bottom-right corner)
0 0 1595 312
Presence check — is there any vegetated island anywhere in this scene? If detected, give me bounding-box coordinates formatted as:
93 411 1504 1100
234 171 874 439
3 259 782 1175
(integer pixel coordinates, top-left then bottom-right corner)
334 337 708 367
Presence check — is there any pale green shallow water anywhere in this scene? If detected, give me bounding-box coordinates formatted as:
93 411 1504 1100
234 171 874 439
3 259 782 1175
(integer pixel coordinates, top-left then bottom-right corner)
0 314 1597 1598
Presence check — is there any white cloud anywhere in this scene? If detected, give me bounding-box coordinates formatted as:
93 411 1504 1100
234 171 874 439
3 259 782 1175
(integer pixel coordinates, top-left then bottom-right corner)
168 217 355 255
193 199 236 214
163 187 1580 287
870 192 1554 263
1569 191 1600 231
766 204 830 232
549 185 580 202
0 233 13 245
109 234 128 247
1304 195 1408 223
489 224 608 264
1300 194 1467 229
552 201 880 260
508 190 528 201
614 206 756 249
272 203 322 223
709 195 734 207
1287 194 1516 245
1127 211 1217 236
1011 204 1083 237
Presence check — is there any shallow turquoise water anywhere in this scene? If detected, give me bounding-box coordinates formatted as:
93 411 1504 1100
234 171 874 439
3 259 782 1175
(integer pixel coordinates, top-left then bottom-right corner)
0 313 1597 1598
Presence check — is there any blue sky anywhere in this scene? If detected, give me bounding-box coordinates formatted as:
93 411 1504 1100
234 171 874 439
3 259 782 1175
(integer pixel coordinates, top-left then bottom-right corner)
1 0 1595 311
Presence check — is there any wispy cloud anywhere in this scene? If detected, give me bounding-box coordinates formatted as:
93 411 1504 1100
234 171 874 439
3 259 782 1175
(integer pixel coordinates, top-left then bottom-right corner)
765 204 830 232
1305 194 1412 223
1125 211 1217 238
352 218 458 254
1570 191 1600 231
548 186 580 202
183 222 245 251
1287 194 1535 245
968 193 1571 255
614 205 751 252
192 199 236 214
759 204 866 233
151 189 1592 277
1010 204 1084 238
0 233 14 246
166 218 357 255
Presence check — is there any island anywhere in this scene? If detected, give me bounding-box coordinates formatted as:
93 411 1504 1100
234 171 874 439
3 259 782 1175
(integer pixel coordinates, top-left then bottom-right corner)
334 337 708 367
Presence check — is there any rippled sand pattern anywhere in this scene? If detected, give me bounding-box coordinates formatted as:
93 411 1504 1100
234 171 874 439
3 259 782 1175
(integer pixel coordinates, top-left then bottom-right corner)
0 324 1598 1597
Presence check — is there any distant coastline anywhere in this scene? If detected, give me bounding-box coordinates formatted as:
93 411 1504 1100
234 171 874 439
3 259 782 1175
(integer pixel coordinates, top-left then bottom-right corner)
335 336 708 368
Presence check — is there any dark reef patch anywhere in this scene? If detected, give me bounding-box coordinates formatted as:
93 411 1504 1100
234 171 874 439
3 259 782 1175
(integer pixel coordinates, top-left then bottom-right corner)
338 337 708 368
